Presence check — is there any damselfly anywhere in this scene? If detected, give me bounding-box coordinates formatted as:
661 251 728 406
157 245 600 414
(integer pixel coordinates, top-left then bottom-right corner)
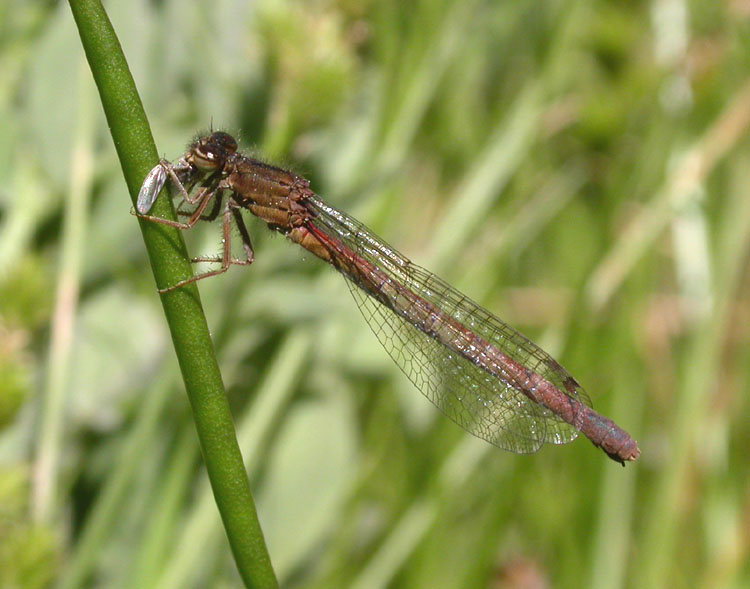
137 132 640 464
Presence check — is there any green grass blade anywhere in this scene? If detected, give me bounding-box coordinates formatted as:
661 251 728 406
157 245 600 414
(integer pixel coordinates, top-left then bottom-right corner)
66 1 277 586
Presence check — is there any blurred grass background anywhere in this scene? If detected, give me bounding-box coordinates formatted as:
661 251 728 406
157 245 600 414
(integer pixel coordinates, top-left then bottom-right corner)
1 0 749 587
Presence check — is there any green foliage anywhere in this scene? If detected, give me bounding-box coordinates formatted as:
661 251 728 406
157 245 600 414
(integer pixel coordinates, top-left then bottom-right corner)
0 0 748 587
0 467 60 588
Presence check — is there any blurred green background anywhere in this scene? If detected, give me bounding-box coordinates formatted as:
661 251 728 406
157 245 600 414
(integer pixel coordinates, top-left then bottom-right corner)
1 0 749 587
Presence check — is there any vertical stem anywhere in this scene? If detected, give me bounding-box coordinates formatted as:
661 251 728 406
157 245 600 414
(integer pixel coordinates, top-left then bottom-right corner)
66 1 278 586
33 60 94 524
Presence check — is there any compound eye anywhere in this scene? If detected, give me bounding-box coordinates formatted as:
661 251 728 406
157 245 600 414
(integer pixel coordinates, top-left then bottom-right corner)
212 132 238 154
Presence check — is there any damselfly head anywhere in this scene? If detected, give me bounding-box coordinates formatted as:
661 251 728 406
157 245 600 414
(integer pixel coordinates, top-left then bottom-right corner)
190 132 238 172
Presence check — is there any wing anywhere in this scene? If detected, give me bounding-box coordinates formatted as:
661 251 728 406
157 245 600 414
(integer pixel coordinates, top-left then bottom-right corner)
304 193 591 453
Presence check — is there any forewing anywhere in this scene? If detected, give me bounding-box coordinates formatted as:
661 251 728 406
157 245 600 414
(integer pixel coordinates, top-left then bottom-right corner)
305 194 591 452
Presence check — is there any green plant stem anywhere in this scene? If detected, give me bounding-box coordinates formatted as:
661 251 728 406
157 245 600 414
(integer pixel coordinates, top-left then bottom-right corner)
67 1 277 587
